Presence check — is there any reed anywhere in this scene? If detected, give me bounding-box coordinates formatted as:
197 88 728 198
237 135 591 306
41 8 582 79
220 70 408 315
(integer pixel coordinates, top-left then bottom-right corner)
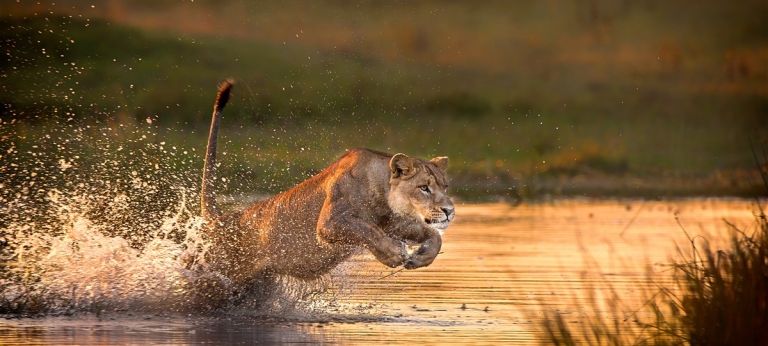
541 155 768 345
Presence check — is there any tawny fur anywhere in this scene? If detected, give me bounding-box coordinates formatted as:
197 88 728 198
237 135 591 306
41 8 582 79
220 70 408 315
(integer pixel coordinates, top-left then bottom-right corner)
199 81 455 288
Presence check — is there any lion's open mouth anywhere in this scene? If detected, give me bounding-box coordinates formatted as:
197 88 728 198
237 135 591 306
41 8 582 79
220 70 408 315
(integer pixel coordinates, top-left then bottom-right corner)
425 218 450 231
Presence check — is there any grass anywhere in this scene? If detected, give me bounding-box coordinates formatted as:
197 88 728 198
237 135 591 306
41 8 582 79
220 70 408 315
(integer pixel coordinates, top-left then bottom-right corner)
676 215 768 345
2 1 768 198
540 158 768 345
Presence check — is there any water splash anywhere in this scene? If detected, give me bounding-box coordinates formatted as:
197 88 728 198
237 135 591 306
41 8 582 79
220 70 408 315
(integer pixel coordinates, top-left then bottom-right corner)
0 119 340 316
1 189 204 313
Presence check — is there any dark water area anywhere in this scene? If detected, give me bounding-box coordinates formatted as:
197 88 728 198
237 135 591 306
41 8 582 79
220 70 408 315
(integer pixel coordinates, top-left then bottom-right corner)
0 199 758 344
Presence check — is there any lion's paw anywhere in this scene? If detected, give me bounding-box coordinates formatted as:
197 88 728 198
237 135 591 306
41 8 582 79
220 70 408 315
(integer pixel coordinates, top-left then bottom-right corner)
404 243 438 269
373 239 408 268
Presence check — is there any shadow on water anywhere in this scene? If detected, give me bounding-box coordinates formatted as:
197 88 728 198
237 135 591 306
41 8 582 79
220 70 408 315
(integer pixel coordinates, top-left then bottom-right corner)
0 316 327 344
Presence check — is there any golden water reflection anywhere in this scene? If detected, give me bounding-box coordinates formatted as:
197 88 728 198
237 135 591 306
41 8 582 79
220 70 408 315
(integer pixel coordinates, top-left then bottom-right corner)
0 199 759 344
321 198 758 343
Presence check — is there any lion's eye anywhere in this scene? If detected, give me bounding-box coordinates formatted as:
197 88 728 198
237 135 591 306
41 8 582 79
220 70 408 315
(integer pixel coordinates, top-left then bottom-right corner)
419 185 430 193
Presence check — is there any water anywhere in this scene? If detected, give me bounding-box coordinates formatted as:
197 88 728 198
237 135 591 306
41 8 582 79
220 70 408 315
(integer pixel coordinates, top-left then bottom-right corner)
1 198 759 344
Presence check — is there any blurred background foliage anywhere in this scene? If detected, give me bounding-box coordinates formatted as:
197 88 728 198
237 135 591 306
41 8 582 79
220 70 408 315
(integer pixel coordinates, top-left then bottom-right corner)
2 0 767 199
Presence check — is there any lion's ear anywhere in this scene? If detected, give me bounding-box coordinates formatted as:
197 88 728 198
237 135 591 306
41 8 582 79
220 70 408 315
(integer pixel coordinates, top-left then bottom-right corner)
390 153 415 178
430 156 448 172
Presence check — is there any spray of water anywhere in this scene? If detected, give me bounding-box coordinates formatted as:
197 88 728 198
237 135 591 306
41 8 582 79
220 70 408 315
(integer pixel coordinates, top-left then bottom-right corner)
0 118 342 316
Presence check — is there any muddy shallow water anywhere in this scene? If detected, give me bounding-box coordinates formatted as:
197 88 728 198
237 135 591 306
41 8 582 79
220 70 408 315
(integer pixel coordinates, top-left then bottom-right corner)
0 199 759 344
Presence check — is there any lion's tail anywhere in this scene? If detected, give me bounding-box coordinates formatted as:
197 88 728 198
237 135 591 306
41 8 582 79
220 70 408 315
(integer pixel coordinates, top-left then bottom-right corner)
200 79 234 223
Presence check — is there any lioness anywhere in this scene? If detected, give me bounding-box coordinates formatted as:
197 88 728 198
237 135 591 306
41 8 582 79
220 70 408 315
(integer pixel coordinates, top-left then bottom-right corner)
199 81 454 288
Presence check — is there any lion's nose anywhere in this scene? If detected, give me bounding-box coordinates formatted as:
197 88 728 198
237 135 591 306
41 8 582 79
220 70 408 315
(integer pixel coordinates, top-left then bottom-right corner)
441 207 455 218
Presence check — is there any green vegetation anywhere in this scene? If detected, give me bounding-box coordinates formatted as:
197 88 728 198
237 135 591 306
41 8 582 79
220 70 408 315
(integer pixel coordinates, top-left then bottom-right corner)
2 1 767 198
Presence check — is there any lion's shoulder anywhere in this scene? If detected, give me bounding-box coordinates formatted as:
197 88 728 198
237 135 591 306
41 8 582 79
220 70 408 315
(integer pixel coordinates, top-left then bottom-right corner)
347 147 392 157
338 148 393 178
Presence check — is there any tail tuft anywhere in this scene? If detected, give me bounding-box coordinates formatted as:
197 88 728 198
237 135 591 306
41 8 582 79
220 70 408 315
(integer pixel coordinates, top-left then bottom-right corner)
215 79 234 112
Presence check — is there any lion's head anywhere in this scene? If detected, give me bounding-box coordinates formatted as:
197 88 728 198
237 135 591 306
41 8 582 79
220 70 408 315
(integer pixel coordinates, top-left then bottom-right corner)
387 153 455 234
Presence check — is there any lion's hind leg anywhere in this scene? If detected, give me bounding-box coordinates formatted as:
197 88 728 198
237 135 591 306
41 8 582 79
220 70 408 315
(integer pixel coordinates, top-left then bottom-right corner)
229 270 281 311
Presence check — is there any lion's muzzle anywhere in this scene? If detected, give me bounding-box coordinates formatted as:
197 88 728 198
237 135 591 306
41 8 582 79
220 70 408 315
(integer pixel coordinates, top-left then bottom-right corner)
425 206 455 234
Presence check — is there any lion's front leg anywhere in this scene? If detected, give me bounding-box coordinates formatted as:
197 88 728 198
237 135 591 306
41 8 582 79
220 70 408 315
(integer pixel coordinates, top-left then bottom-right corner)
366 234 409 268
404 228 442 269
319 216 408 268
316 196 408 268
